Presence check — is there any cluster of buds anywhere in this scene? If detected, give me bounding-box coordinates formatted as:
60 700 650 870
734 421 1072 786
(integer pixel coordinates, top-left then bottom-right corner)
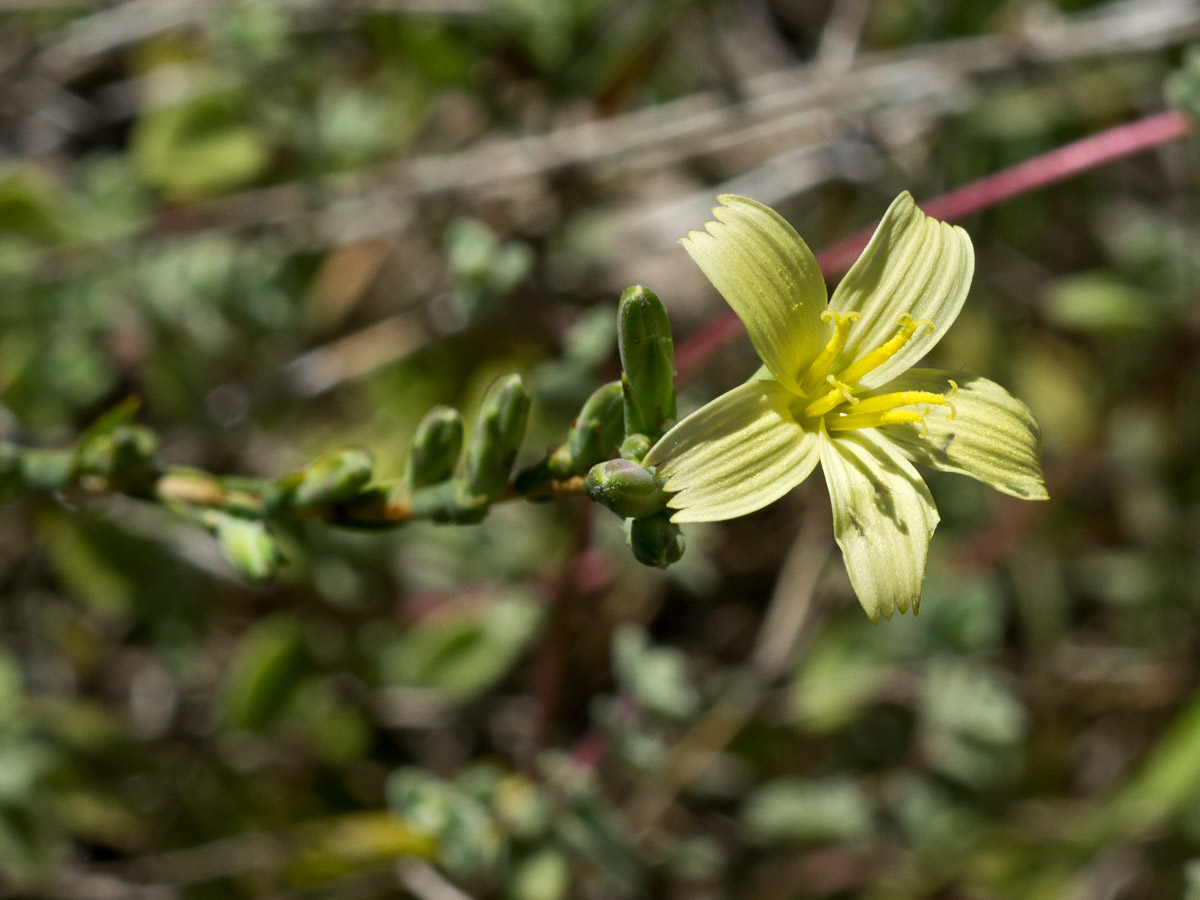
407 373 532 524
581 286 684 569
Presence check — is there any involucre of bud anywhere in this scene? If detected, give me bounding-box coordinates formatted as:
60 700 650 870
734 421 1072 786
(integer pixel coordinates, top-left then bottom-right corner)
584 459 667 519
465 374 530 501
286 449 374 509
409 406 464 489
548 381 624 477
618 285 676 441
627 512 685 569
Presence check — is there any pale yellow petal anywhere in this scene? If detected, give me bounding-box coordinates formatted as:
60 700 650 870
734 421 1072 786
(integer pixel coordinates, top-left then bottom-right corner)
871 369 1048 500
644 380 820 523
681 195 828 392
820 428 939 622
829 192 974 389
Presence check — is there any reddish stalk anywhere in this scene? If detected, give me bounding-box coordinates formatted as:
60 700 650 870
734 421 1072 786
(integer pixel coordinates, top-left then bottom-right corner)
674 109 1192 382
528 502 595 766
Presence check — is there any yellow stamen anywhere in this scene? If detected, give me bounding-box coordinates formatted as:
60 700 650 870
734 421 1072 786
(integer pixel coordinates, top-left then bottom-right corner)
827 406 928 432
837 314 934 386
839 390 950 418
799 311 860 394
801 376 858 419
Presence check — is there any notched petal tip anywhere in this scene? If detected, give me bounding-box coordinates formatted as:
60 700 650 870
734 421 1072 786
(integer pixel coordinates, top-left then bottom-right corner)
679 193 829 391
828 192 975 389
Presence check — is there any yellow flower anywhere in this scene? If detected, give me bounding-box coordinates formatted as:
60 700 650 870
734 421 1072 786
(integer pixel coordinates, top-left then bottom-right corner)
643 193 1047 621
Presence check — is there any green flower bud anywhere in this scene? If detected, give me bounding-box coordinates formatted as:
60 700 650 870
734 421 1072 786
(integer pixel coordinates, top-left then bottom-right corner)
548 380 624 477
618 285 676 440
585 459 667 519
285 449 374 510
627 511 685 569
209 512 278 582
465 374 530 502
409 405 464 489
619 433 652 463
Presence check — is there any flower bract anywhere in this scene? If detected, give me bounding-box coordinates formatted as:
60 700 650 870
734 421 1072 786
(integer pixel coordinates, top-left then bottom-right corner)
643 192 1047 621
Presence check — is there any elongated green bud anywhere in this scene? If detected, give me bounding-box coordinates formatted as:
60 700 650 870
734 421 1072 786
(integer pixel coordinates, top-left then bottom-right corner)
548 381 624 477
618 285 676 440
208 512 278 582
409 406 464 489
465 374 530 501
627 512 685 569
585 459 667 519
286 449 374 509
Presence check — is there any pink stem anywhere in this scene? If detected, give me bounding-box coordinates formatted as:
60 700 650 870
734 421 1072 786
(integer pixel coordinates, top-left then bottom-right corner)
674 109 1192 382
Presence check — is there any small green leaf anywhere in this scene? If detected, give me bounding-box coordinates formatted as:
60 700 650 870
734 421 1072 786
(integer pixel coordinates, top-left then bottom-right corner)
208 512 279 583
131 92 271 200
220 615 308 730
743 778 874 845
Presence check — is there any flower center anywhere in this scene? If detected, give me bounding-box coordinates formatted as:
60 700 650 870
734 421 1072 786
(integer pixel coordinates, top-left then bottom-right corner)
793 313 955 433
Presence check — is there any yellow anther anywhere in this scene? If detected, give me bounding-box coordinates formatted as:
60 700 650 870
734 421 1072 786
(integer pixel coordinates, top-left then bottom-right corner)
837 314 934 387
801 376 858 420
798 312 860 394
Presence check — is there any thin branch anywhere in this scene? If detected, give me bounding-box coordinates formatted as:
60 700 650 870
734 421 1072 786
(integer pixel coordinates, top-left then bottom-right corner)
818 109 1194 276
73 466 586 527
528 503 594 765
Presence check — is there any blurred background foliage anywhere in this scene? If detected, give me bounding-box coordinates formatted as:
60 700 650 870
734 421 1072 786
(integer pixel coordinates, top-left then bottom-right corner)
2 0 1200 898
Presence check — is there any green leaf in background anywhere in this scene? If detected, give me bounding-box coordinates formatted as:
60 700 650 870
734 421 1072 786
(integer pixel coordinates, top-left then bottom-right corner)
220 615 309 731
741 777 874 845
788 619 897 732
386 768 502 880
0 164 70 244
506 847 570 900
209 513 279 583
379 592 543 701
131 91 271 200
1041 272 1157 333
919 661 1027 789
288 812 434 888
612 625 698 719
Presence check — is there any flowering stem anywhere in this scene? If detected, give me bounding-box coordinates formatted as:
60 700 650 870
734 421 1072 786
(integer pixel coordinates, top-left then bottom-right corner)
675 109 1192 382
